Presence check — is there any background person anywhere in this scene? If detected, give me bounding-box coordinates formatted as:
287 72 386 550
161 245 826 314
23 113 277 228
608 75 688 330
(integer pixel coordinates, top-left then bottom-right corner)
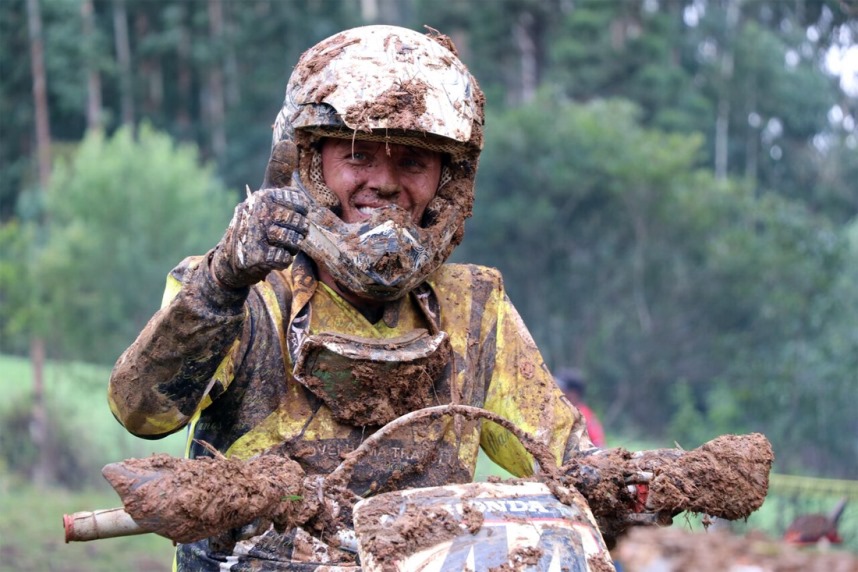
556 367 606 447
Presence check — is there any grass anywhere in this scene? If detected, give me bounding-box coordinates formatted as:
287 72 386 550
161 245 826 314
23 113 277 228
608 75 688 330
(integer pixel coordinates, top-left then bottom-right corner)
0 473 177 572
1 353 185 570
1 354 186 463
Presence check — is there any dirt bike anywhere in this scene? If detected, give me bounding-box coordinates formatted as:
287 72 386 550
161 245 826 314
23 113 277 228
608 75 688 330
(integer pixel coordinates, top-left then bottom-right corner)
64 405 772 571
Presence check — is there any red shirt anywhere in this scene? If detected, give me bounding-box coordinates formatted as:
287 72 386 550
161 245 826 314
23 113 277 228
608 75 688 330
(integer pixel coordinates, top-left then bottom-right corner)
574 403 605 447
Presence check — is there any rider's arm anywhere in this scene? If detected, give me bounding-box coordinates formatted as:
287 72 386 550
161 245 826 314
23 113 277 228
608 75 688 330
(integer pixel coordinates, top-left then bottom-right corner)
477 273 593 476
107 253 248 439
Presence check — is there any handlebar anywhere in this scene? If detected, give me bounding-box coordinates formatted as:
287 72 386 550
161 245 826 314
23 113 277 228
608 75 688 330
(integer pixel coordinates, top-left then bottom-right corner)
64 507 147 542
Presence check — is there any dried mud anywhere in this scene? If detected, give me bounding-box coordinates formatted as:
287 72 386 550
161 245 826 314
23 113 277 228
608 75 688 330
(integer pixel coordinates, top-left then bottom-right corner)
343 79 430 134
295 328 451 427
487 547 544 572
355 493 464 567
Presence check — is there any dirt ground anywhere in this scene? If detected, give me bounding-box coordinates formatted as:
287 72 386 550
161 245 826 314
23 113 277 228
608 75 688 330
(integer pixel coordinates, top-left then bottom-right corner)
614 526 858 572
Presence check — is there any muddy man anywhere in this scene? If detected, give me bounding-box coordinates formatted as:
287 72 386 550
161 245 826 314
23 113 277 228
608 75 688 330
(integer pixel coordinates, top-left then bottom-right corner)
108 25 681 571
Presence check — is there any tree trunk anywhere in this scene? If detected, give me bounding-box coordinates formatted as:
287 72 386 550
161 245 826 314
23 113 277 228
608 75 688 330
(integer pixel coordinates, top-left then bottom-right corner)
175 4 192 136
28 337 50 486
360 0 378 22
715 0 740 181
206 0 227 159
745 91 758 185
26 0 52 487
27 0 50 187
223 6 240 108
514 11 538 104
113 0 135 129
81 0 103 131
134 11 163 118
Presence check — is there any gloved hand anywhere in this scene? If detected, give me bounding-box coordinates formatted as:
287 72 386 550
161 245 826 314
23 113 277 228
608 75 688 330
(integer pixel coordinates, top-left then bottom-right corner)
210 142 309 290
561 447 682 545
626 447 684 519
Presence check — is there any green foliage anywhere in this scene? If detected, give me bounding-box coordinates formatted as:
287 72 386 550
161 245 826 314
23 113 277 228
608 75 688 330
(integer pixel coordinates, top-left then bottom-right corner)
0 222 39 354
0 0 34 219
461 95 708 361
121 0 361 191
0 354 185 486
0 393 101 489
462 94 854 477
36 124 234 364
668 381 744 450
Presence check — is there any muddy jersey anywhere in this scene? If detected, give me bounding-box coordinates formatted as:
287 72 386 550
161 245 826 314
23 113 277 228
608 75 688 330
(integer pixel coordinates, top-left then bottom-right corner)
108 253 591 571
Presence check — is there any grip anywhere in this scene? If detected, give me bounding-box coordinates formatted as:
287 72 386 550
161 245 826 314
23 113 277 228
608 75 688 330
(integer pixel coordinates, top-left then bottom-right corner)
63 508 148 542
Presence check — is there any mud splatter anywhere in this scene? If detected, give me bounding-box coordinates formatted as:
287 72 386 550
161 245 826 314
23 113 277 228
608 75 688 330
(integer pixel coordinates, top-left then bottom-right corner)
294 34 361 82
100 408 773 566
295 330 452 427
343 79 430 134
487 546 544 571
355 493 464 569
424 26 459 56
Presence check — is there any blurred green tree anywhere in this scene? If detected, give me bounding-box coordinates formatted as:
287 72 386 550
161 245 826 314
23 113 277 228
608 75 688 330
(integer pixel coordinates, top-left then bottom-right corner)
461 94 853 476
34 124 234 364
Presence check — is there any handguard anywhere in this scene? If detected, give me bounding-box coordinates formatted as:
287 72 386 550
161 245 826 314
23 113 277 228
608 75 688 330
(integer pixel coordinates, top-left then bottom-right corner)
562 433 774 539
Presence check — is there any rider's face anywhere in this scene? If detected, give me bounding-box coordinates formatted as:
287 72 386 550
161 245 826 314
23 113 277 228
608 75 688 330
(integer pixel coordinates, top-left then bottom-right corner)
320 139 442 224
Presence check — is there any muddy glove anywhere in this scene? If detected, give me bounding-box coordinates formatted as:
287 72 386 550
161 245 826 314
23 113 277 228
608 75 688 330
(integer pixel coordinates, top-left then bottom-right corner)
561 447 683 546
566 434 772 547
210 142 309 290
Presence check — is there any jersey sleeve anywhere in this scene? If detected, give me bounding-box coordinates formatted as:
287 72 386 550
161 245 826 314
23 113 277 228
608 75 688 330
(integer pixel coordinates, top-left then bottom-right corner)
479 282 593 476
107 253 247 438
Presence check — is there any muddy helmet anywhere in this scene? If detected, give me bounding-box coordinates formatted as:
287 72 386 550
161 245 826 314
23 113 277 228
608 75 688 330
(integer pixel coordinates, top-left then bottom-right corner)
272 25 485 300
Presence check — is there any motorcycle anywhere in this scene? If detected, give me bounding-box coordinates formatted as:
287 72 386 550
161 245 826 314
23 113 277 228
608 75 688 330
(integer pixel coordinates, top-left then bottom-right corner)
64 405 773 571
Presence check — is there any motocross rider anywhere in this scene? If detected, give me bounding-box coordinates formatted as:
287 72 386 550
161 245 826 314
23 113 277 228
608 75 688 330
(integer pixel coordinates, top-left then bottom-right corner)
108 25 599 571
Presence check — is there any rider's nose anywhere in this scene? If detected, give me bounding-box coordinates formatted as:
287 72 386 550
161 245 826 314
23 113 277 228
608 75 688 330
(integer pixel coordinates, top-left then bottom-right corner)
370 158 401 197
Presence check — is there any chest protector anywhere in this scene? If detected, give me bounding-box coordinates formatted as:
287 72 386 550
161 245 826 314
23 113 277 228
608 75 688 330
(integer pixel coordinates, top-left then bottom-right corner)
289 283 453 427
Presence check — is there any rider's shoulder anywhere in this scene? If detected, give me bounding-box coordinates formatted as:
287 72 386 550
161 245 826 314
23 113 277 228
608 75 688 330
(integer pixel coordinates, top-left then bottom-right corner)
168 254 206 283
431 263 505 290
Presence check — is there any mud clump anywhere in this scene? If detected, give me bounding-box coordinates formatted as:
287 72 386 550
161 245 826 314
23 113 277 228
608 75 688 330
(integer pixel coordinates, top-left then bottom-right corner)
647 433 773 520
356 494 463 570
102 452 310 544
344 79 429 133
295 329 451 427
97 407 774 565
561 447 638 539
